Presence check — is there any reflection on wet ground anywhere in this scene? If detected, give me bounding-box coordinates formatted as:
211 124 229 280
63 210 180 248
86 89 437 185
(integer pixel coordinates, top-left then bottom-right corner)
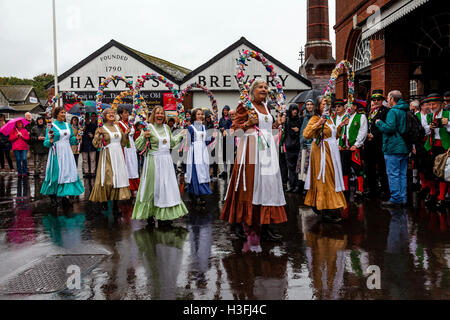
0 174 449 300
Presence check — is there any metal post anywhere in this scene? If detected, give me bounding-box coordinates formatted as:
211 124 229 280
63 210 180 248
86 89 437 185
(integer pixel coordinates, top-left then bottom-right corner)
52 0 59 107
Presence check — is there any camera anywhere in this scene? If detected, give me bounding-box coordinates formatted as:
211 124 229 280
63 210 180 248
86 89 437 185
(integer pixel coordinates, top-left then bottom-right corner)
432 118 443 128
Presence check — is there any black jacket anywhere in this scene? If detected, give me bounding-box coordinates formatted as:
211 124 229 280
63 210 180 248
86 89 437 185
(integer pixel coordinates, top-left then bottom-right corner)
80 121 97 152
30 124 47 154
366 106 389 148
284 104 302 152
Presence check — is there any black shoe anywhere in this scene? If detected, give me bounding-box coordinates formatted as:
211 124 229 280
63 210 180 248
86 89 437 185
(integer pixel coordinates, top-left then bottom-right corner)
233 224 247 240
436 199 446 212
261 228 282 242
363 190 375 199
424 194 436 207
418 187 430 199
354 190 363 200
158 220 173 228
50 196 58 207
381 201 401 208
322 210 342 223
146 217 155 227
61 196 73 207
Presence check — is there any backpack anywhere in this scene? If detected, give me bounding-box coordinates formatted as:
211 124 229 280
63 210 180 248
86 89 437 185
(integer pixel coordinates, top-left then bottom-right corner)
400 111 425 152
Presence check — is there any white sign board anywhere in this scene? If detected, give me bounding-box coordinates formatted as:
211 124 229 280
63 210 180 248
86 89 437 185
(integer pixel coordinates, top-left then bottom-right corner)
182 44 310 91
58 46 172 92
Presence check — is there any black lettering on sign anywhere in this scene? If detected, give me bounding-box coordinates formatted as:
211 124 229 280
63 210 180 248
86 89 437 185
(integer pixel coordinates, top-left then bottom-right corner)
210 76 219 88
84 77 94 89
253 75 261 80
71 77 80 89
279 75 289 86
266 75 275 87
223 75 231 87
152 79 159 88
198 76 206 86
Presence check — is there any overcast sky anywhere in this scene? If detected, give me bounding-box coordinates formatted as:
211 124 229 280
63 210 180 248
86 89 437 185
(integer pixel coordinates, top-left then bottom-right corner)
0 0 336 78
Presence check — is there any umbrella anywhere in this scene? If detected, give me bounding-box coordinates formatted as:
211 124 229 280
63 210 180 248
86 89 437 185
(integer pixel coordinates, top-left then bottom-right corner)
83 101 111 113
290 89 323 104
116 104 133 112
0 105 18 113
0 117 30 136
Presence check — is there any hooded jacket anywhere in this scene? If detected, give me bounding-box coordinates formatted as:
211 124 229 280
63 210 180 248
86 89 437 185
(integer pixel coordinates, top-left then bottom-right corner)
376 99 409 154
284 104 302 152
219 106 232 131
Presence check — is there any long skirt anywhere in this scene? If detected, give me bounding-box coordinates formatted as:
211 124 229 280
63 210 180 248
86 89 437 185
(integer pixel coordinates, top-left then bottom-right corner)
132 154 188 221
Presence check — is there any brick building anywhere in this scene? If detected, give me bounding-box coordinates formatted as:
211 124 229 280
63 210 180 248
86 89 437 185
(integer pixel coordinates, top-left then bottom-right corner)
299 0 336 90
334 0 449 101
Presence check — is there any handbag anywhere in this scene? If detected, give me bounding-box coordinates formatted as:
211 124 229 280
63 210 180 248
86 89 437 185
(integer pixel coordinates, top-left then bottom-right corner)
433 149 449 179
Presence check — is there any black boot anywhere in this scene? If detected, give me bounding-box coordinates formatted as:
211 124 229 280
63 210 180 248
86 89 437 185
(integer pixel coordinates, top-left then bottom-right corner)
322 210 342 223
50 195 58 207
261 225 282 242
232 223 247 240
146 217 155 227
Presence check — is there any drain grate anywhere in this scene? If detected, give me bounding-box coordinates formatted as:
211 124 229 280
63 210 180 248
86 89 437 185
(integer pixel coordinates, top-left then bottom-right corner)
0 254 108 295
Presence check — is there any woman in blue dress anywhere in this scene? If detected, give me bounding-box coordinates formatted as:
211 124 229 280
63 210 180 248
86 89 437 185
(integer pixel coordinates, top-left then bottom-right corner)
185 108 217 206
41 107 85 207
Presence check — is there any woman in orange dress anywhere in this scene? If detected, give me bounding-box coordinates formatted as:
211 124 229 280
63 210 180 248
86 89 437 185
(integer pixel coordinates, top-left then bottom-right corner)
220 79 287 241
303 96 347 222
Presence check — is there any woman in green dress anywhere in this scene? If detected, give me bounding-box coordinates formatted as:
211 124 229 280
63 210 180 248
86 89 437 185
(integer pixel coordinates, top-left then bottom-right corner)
132 106 188 227
41 107 85 207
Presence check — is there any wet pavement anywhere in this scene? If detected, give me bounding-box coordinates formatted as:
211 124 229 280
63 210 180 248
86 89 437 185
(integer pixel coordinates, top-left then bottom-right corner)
0 173 449 300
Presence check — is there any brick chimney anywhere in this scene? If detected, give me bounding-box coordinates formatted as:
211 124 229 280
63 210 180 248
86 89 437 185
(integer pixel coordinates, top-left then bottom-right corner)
300 0 336 90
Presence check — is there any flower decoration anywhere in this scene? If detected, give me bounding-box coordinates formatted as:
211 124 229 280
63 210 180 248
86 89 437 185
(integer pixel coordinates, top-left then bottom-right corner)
47 91 84 146
322 60 355 119
111 90 147 127
236 49 287 115
179 83 219 128
134 72 182 125
96 75 134 147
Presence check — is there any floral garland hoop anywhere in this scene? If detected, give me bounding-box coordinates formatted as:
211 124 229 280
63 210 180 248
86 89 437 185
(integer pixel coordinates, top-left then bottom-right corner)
47 91 85 149
135 72 181 122
180 82 219 129
236 49 287 115
316 60 355 145
111 90 147 127
322 60 355 118
96 76 134 147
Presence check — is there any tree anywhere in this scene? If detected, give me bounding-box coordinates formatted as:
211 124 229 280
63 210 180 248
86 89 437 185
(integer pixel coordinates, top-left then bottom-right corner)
0 73 54 99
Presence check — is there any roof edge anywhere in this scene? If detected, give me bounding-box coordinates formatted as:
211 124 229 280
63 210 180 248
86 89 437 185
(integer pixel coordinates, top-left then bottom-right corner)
45 39 185 89
182 36 312 88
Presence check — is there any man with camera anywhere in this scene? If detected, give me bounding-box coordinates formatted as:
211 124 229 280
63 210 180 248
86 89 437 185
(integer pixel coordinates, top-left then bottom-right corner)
423 93 449 210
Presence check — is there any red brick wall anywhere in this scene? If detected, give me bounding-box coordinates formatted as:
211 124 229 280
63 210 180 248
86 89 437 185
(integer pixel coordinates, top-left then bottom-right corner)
334 0 411 100
306 0 333 60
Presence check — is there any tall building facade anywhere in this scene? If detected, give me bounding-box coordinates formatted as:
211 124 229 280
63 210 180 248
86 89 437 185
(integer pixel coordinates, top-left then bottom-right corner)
334 0 449 101
300 0 336 90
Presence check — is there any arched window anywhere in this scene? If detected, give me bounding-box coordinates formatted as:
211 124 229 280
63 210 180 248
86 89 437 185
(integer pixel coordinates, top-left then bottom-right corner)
353 35 371 72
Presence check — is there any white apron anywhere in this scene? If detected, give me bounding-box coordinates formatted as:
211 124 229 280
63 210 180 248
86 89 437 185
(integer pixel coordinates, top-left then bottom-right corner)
101 125 130 189
224 103 286 206
185 124 210 184
304 121 345 192
119 121 139 179
252 103 286 206
142 124 181 207
46 122 79 185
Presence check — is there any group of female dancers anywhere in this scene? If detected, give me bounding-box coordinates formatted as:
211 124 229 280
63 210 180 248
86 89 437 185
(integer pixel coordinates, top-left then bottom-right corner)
40 79 348 242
